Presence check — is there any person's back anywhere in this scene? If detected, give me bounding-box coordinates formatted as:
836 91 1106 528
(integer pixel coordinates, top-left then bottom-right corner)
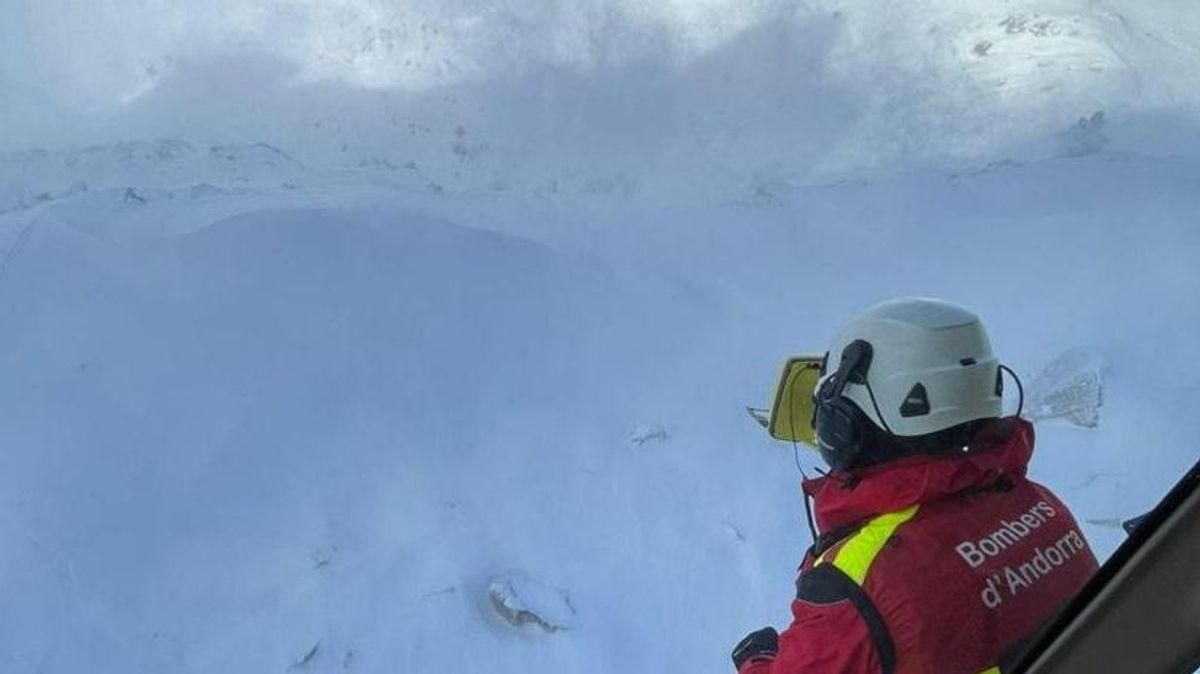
733 299 1099 674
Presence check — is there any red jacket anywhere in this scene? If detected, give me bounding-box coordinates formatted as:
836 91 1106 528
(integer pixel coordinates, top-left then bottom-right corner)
741 419 1098 674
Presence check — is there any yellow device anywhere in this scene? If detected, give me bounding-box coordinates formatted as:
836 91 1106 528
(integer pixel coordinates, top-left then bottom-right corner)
760 354 825 446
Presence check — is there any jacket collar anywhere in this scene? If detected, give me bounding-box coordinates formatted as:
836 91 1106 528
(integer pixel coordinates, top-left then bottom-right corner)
802 417 1035 534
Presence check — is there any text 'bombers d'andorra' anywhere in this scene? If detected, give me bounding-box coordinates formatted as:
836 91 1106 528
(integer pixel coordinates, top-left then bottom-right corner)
956 500 1090 609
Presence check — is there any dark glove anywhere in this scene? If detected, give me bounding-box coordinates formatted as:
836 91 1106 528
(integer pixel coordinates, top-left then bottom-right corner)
732 626 779 669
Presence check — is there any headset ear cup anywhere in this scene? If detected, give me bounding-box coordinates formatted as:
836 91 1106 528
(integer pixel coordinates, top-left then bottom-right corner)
813 339 876 470
816 398 862 470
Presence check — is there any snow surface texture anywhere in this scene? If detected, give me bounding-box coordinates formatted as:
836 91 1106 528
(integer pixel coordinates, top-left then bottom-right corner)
2 2 1200 673
6 1 1200 198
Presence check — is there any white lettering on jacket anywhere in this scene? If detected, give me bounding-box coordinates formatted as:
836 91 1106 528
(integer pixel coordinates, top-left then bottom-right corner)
978 530 1087 609
955 500 1057 568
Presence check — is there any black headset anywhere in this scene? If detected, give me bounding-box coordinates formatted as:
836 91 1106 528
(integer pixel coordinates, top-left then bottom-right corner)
812 339 877 471
812 339 1026 472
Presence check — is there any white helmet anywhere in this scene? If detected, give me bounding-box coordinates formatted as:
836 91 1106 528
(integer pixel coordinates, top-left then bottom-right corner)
822 297 1002 438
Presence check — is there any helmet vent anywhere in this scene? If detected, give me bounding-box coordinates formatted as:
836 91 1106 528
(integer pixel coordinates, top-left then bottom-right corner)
900 383 931 417
960 357 977 366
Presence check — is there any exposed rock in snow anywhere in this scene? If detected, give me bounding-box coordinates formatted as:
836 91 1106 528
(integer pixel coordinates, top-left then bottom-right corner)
488 576 576 634
1060 111 1109 158
289 642 321 670
629 424 669 446
309 545 337 570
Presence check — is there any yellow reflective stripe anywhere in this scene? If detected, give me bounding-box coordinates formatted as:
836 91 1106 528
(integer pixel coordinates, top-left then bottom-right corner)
978 667 1001 674
828 505 920 585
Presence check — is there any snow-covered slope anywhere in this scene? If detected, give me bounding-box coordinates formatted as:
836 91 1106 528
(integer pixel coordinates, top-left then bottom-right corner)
3 1 1200 672
6 1 1200 197
0 191 713 672
1 146 1198 673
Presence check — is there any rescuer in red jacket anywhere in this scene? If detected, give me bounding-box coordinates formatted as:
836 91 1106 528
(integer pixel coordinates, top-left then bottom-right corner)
733 298 1098 674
